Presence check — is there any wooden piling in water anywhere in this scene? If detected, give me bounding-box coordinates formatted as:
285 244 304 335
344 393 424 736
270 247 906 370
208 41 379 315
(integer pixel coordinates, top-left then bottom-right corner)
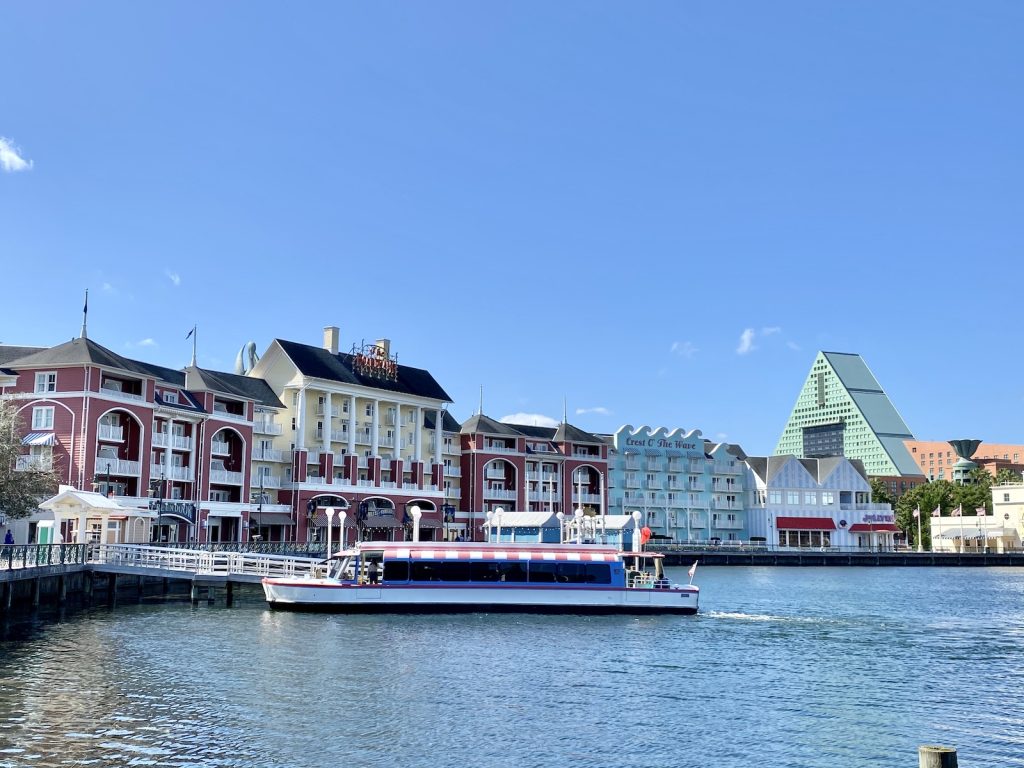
919 745 957 768
31 578 41 607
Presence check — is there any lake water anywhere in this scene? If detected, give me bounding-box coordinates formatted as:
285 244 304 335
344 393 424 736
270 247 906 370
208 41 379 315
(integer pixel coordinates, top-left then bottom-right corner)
0 566 1022 768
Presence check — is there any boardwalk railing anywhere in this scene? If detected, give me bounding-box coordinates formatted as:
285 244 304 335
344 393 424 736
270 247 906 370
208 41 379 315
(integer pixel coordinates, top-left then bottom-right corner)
93 544 323 580
2 544 88 571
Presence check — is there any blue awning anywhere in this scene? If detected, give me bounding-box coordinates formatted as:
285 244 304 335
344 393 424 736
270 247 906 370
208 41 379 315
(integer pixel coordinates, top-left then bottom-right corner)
22 432 56 446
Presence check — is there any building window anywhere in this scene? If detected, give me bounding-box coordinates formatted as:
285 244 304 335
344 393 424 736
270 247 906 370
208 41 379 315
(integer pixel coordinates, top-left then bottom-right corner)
32 406 54 430
804 492 817 505
821 492 834 505
1004 493 1010 502
786 491 799 505
34 372 56 393
768 490 782 504
365 403 375 417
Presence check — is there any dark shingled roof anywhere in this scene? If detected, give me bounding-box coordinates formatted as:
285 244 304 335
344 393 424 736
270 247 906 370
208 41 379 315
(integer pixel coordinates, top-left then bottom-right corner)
553 422 603 445
514 424 557 439
460 413 522 437
423 410 461 432
276 339 451 402
190 368 284 409
0 345 45 367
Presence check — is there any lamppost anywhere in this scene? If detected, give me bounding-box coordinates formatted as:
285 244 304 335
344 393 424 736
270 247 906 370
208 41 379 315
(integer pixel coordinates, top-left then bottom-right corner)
256 474 264 542
148 474 165 544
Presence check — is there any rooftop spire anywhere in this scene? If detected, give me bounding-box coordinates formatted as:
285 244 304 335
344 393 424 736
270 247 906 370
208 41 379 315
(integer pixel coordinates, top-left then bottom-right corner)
80 289 89 339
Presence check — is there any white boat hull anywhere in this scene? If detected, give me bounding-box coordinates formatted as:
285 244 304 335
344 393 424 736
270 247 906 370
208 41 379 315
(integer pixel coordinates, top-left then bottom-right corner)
262 579 699 614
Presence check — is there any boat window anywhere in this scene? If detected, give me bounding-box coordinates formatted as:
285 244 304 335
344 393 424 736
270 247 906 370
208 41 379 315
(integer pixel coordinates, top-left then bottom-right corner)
584 563 611 584
383 561 409 582
471 561 527 583
411 562 443 581
527 562 557 583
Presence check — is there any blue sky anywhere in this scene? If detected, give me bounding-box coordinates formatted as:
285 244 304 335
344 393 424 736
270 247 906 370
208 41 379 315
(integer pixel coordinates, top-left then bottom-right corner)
2 1 1022 455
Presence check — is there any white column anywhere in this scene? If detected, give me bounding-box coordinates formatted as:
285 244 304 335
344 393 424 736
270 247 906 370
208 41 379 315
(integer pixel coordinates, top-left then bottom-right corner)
322 392 331 454
371 399 380 456
295 387 307 450
434 409 443 466
163 417 173 481
347 395 356 455
414 406 422 463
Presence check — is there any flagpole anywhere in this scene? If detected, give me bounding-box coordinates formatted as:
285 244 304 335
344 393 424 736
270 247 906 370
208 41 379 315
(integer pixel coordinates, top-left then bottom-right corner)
958 505 964 552
916 507 922 553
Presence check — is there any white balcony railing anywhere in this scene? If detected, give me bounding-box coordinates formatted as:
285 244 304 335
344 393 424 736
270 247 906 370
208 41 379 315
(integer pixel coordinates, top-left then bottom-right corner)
485 469 506 480
15 456 52 472
330 429 348 442
252 474 281 489
94 456 141 476
151 464 194 482
572 492 603 504
254 419 283 435
379 436 395 448
97 424 124 442
446 488 462 499
252 447 286 462
209 469 244 485
443 465 461 477
484 488 517 500
99 386 144 402
483 444 519 455
211 440 230 455
152 432 193 450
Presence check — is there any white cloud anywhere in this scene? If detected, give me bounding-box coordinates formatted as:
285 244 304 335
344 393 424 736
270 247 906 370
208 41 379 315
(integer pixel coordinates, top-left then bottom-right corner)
716 432 728 441
0 137 32 172
500 412 559 428
125 338 158 349
101 282 114 293
761 326 782 336
165 270 181 287
736 328 756 355
576 406 610 416
787 341 801 351
670 340 698 358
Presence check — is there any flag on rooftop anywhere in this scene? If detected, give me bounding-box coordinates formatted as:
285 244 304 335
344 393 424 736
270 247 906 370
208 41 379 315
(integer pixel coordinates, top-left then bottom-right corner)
931 506 941 517
912 507 920 518
976 507 987 516
951 505 962 517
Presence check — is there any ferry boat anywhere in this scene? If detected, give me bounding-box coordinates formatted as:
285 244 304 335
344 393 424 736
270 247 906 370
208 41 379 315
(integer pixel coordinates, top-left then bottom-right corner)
261 541 699 614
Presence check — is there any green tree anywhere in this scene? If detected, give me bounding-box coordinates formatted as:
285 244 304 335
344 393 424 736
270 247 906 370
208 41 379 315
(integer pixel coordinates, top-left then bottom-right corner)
994 468 1021 487
0 399 59 519
869 477 894 507
951 467 992 515
894 480 955 551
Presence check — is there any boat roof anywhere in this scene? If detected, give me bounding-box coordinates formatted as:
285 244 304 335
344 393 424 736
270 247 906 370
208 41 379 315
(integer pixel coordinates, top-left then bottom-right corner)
353 540 624 562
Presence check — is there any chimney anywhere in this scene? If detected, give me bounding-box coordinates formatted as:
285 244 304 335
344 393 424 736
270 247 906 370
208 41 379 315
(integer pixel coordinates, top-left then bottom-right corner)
324 326 340 355
375 338 391 357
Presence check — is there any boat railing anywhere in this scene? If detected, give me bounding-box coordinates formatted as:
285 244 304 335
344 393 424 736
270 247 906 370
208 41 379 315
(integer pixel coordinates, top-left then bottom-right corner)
627 571 654 589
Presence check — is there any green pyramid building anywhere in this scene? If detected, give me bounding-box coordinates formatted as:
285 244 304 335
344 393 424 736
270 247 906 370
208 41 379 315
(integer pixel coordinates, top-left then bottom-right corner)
773 351 923 478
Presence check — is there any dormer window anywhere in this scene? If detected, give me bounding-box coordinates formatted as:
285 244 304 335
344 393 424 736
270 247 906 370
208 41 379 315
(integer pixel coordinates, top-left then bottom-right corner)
163 391 178 404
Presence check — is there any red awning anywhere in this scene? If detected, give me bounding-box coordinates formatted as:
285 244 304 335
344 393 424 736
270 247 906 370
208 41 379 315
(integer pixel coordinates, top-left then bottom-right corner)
848 523 900 533
776 516 837 531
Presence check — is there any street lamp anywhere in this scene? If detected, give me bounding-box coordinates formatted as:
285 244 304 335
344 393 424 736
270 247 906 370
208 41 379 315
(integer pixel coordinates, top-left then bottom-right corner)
148 474 165 544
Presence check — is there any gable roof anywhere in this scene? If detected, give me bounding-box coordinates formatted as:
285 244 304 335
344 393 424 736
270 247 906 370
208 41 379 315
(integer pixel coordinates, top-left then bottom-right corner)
275 339 451 402
189 368 284 409
0 345 45 368
423 410 461 432
460 413 522 437
553 422 604 445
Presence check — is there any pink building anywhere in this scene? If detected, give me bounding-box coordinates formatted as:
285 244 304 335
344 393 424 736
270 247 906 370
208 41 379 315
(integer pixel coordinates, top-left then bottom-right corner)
0 336 283 544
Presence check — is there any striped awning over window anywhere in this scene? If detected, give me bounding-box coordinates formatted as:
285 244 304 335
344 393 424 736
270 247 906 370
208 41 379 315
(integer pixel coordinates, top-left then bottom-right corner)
22 432 56 446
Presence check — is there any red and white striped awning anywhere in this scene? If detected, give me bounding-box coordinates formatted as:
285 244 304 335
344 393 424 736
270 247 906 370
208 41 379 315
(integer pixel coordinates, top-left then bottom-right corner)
378 547 617 562
22 432 56 446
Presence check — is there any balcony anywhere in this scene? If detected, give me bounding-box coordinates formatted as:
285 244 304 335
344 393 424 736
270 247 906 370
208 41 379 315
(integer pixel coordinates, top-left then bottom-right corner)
624 458 641 471
688 459 705 472
647 459 664 472
572 492 603 505
150 464 194 482
445 488 462 499
688 480 704 491
713 517 744 529
330 429 348 442
667 459 686 472
97 424 124 442
646 478 664 490
211 408 250 424
254 419 283 436
485 468 507 481
316 404 341 417
355 430 372 444
379 435 395 449
209 469 244 485
482 443 518 455
713 500 741 510
252 447 286 462
484 488 517 500
99 385 144 402
153 432 193 451
94 456 141 476
15 455 51 472
307 450 321 463
839 502 892 511
713 461 742 475
252 474 281 489
444 465 461 477
211 440 230 455
624 477 640 489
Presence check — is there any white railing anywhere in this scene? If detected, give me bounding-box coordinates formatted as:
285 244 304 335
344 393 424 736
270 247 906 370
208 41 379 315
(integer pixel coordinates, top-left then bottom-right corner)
646 479 664 490
331 429 348 441
484 488 517 500
254 420 283 435
647 460 664 472
357 479 374 487
624 477 640 488
483 444 519 455
573 492 603 504
252 474 282 489
150 464 194 482
209 469 244 485
95 456 141 475
667 460 686 472
15 456 52 472
94 544 321 580
252 447 286 462
446 488 461 499
381 481 397 489
211 408 250 424
153 432 193 450
378 436 395 448
485 469 506 480
839 502 892 511
713 462 742 475
712 517 744 529
442 465 460 477
316 404 341 417
211 440 230 455
99 386 144 402
97 424 124 442
355 431 372 444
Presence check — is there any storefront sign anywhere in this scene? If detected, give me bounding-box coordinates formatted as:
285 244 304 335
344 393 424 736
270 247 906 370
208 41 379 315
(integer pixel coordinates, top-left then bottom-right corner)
863 513 894 523
149 499 197 524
